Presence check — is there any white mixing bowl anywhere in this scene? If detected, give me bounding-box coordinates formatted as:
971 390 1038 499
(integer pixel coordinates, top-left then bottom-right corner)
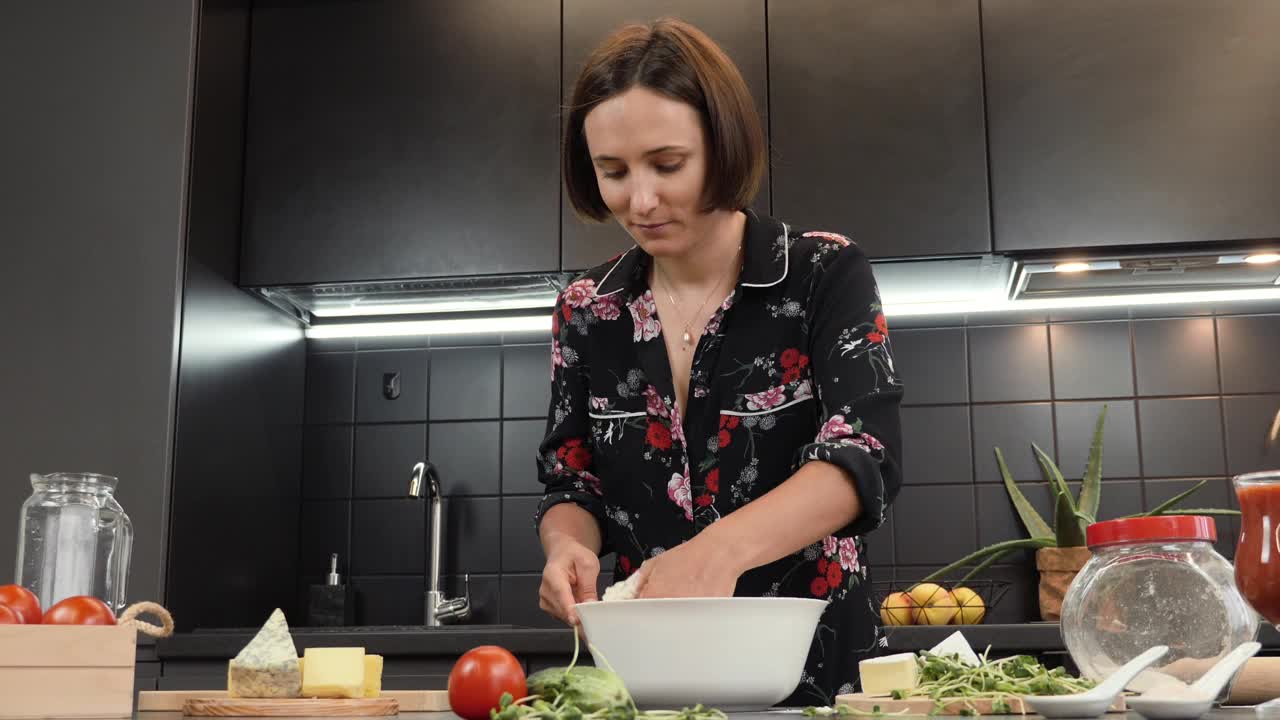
574 597 827 711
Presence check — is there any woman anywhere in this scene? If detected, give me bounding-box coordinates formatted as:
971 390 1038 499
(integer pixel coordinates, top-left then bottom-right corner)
534 18 903 707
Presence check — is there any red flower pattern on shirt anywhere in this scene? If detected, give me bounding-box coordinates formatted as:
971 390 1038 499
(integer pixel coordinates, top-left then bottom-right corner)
646 421 672 450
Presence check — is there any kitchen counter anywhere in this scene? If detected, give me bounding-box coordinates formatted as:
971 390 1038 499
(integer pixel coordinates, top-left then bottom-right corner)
129 709 1266 720
155 623 1280 659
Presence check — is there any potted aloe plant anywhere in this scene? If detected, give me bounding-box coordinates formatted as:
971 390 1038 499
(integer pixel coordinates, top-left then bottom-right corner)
923 404 1239 621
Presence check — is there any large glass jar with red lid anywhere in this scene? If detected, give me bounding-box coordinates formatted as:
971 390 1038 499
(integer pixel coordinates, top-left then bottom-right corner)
1061 515 1259 693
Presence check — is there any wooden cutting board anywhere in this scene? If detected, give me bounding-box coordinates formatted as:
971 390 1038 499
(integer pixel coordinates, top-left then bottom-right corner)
138 690 450 713
183 698 397 717
834 692 1127 716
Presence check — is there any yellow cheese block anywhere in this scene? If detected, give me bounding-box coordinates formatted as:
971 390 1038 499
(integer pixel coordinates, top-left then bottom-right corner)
858 652 920 696
301 647 366 699
364 655 384 698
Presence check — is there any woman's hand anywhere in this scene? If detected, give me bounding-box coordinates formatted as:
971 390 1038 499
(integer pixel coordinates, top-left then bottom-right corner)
633 535 741 599
539 538 601 626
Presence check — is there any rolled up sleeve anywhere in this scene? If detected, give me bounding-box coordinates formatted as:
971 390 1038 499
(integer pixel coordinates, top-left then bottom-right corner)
532 293 610 552
792 242 904 537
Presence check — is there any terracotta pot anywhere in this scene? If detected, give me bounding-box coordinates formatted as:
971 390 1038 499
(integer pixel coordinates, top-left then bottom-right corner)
1036 546 1092 621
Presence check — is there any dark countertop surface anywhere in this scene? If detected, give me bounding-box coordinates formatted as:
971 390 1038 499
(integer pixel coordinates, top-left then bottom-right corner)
155 623 1280 659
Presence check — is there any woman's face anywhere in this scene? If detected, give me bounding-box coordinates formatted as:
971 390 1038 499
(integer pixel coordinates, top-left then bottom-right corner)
582 86 716 258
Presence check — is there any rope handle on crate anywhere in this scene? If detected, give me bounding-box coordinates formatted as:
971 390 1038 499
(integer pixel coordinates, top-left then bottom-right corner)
118 601 175 638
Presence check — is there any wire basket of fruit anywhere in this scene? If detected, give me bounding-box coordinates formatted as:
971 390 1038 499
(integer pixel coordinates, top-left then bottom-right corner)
872 580 1010 626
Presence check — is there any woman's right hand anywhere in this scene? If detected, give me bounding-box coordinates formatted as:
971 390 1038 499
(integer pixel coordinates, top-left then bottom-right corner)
539 539 601 627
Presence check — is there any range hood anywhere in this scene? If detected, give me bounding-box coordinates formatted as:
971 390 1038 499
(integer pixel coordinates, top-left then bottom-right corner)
253 272 574 325
255 246 1280 336
1012 250 1280 299
877 247 1280 317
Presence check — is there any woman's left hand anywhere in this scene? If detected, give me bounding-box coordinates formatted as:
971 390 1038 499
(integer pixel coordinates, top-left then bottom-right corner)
633 535 741 599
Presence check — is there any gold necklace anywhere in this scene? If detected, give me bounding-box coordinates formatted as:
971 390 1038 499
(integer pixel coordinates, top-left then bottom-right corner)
655 243 742 348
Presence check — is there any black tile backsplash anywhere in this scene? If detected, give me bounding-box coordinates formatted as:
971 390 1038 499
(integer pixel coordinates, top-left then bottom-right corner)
1133 319 1219 396
353 424 426 498
302 425 353 499
501 496 547 573
351 499 426 575
971 403 1055 482
1138 397 1226 477
504 345 553 418
299 500 350 577
444 496 501 574
892 328 968 405
356 350 429 423
1054 400 1140 479
1223 394 1280 474
1218 315 1280 394
969 325 1051 402
900 405 973 484
305 352 355 424
1050 321 1134 400
502 419 547 494
893 485 976 565
352 575 426 625
430 347 502 420
300 311 1280 626
429 421 501 496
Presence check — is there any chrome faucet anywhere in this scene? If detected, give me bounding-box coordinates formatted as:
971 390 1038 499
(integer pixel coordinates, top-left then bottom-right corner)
409 461 472 626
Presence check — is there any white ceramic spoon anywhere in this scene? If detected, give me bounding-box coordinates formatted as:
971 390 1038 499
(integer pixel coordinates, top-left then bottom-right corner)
1022 645 1169 719
1126 642 1262 720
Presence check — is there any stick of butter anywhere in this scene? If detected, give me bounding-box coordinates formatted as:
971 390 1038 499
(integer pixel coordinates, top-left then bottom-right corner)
858 652 920 697
301 647 366 699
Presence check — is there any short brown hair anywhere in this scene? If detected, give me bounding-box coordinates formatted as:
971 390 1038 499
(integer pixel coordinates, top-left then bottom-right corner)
563 18 765 221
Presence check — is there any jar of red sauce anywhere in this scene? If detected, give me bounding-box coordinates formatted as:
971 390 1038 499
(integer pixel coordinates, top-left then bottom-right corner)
1233 470 1280 630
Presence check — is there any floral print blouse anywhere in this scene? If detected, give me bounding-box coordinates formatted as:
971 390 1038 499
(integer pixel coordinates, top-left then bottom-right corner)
534 209 904 706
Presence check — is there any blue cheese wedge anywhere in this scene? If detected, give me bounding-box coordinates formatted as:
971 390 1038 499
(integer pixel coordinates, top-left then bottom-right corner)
227 608 302 698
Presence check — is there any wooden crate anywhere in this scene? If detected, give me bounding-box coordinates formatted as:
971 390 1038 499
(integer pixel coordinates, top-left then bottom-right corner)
0 624 137 720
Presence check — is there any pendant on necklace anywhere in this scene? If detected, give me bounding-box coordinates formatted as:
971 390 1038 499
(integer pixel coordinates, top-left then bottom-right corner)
682 330 692 346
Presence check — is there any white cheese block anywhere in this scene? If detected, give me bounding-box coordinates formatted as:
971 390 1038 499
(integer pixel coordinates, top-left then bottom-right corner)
928 630 981 667
858 652 920 697
227 608 302 698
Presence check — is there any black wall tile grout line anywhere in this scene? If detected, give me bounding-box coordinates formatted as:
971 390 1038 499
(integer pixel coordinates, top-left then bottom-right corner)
1129 318 1143 507
497 343 506 616
1213 317 1232 479
964 326 980 557
975 0 996 260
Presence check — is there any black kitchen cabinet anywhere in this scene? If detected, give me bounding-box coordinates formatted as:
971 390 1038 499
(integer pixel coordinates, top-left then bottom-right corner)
984 0 1280 252
560 0 771 272
768 0 990 258
240 0 561 286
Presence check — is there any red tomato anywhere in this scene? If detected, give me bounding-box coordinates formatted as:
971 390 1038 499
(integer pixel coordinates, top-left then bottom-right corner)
0 605 21 624
42 595 116 625
448 646 527 720
0 584 41 624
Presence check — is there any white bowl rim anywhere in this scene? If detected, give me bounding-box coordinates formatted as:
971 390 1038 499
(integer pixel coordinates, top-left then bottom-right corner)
576 596 829 608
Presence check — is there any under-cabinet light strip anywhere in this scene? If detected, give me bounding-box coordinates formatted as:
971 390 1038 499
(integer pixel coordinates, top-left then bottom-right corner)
882 286 1280 318
311 296 557 317
306 314 552 338
305 286 1280 338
